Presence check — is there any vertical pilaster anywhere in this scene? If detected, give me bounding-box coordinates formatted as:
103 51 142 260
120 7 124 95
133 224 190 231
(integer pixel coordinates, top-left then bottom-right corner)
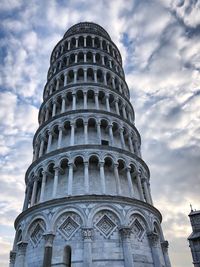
119 227 134 267
9 250 16 267
68 162 73 195
82 228 93 267
16 241 28 267
114 163 121 195
52 167 59 198
147 232 162 267
40 170 47 202
161 241 171 267
99 161 106 194
126 167 134 197
84 161 89 194
43 233 55 267
30 179 38 206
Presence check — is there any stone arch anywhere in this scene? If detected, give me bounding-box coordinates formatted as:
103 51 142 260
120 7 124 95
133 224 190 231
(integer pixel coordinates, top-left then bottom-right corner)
77 68 84 81
52 208 85 234
67 70 74 83
88 204 123 227
24 215 48 241
87 68 94 81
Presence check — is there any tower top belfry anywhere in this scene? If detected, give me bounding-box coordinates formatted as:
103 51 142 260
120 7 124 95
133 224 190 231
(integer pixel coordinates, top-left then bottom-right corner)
10 22 171 267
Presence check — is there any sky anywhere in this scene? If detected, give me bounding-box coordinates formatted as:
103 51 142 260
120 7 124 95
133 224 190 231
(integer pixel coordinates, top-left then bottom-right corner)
0 0 200 266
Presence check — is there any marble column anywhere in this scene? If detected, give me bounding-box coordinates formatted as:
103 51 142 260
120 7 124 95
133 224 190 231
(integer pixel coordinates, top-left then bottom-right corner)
22 185 31 211
94 70 97 83
74 70 77 83
39 138 45 157
93 52 96 63
94 92 99 109
147 232 162 267
40 170 47 202
136 172 145 202
70 122 75 146
84 161 89 194
33 143 39 161
128 135 134 153
82 228 93 267
64 73 67 86
68 163 73 195
16 241 28 267
122 104 127 119
72 93 76 110
126 167 134 197
108 124 114 145
119 128 125 149
114 163 121 195
43 233 55 267
84 91 87 109
161 240 171 267
105 94 110 112
84 36 86 47
142 178 151 204
84 122 88 144
115 99 120 115
99 161 106 194
45 107 49 121
30 179 38 206
56 79 60 91
52 101 57 116
61 95 66 113
9 250 16 267
57 125 63 149
84 69 87 82
52 167 59 198
75 37 78 48
47 130 52 153
119 227 135 267
97 122 101 143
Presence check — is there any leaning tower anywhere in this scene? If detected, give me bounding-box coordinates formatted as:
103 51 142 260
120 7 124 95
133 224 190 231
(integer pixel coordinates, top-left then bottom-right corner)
10 22 171 267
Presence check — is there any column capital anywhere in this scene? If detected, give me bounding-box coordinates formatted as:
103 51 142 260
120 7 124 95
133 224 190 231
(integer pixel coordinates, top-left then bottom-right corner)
161 240 169 251
94 91 99 96
58 124 63 131
99 161 105 167
147 232 159 247
43 232 55 247
17 241 28 254
119 127 124 133
141 177 147 183
114 163 119 168
61 93 66 99
47 128 53 135
119 226 132 239
82 227 94 240
9 250 16 264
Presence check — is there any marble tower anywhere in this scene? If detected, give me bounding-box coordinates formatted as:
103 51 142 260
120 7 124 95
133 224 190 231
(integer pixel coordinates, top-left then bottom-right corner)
10 22 171 267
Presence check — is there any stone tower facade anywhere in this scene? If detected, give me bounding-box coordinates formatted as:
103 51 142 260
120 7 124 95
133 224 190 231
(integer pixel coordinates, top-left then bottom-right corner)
188 209 200 267
10 22 171 267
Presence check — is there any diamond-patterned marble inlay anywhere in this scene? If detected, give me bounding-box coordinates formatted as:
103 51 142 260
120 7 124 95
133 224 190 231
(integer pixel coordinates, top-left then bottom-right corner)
95 214 117 238
131 218 145 240
30 223 44 246
58 216 80 240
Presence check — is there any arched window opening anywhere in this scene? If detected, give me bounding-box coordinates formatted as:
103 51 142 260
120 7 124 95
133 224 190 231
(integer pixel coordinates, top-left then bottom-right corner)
77 69 84 81
87 68 94 82
67 70 74 84
78 52 84 63
63 245 72 267
71 38 76 49
94 37 100 48
87 52 93 63
102 40 107 51
96 53 101 64
86 36 92 47
78 36 84 47
69 54 75 65
97 69 103 83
